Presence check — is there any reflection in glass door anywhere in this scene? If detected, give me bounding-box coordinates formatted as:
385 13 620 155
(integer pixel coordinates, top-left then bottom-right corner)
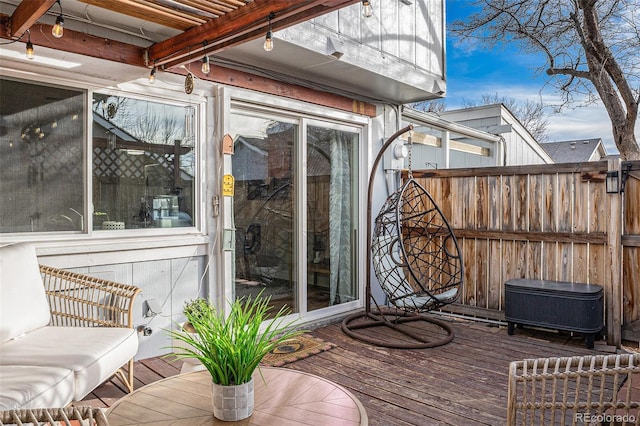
306 125 358 311
231 113 298 313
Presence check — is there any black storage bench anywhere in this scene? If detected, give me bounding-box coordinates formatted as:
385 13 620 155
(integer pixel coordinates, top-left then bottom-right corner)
505 278 604 348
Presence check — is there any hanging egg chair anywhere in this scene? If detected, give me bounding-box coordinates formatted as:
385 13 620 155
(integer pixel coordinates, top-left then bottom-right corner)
372 177 462 312
342 125 464 348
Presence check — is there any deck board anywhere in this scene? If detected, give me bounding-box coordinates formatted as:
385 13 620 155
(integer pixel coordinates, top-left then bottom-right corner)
81 315 620 425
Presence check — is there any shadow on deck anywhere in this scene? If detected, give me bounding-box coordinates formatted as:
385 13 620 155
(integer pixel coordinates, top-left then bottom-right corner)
82 315 623 425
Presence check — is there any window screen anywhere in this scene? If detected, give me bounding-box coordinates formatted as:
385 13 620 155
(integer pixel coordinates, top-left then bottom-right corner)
0 78 84 233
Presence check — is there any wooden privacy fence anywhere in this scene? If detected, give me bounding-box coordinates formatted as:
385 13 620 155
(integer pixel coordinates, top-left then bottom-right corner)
410 160 640 346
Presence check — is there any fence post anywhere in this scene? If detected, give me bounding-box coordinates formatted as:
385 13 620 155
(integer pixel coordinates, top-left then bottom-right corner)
607 158 622 347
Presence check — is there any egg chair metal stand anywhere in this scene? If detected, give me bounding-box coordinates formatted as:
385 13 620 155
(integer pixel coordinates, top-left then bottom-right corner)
341 125 463 349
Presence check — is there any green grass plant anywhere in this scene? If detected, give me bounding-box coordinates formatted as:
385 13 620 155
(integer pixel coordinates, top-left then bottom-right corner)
167 291 304 386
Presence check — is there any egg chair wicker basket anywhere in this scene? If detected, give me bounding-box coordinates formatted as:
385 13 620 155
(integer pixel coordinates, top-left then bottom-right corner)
342 125 463 348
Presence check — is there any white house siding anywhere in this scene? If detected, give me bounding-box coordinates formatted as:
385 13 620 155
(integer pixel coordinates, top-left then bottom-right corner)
34 240 209 360
268 0 446 103
439 105 553 166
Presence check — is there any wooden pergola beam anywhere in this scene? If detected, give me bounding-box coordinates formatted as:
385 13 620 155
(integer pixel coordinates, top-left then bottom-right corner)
0 17 146 67
7 0 56 38
147 0 358 68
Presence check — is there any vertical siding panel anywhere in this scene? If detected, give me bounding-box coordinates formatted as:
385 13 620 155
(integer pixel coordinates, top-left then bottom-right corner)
573 174 589 233
476 176 488 230
573 243 589 283
476 239 488 309
557 242 572 282
542 242 558 281
624 170 640 235
398 0 416 63
526 241 542 279
463 238 476 306
623 172 640 325
543 174 556 232
483 240 506 310
170 257 201 318
464 176 476 229
529 175 543 231
590 178 607 233
450 177 463 229
488 176 501 230
502 175 514 231
557 174 573 232
488 240 502 310
133 260 172 360
514 175 528 231
623 247 639 326
380 1 399 57
590 244 607 287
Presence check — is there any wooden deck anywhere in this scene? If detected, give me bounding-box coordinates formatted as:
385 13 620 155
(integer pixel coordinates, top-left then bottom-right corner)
82 315 621 425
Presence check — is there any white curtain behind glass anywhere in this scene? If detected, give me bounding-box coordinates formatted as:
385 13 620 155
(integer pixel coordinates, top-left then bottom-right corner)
329 130 353 304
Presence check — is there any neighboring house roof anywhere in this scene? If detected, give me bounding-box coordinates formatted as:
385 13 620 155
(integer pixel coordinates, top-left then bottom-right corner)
541 139 607 163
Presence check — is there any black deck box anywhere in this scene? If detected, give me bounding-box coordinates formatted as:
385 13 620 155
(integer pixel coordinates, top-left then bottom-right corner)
505 278 604 348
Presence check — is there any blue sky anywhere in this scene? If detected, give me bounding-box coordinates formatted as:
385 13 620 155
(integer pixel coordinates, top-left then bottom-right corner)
443 0 633 155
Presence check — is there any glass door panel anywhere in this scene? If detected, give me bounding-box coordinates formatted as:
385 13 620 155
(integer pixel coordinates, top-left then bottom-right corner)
306 125 358 311
231 112 298 314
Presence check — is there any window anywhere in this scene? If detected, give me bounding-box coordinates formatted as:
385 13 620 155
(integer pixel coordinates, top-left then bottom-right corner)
91 94 197 230
0 78 85 233
0 78 198 234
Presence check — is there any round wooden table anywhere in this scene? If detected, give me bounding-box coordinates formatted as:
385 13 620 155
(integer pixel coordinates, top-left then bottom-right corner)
106 366 368 425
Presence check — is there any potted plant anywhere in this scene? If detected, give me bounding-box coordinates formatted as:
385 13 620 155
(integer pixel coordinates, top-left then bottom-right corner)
167 291 303 421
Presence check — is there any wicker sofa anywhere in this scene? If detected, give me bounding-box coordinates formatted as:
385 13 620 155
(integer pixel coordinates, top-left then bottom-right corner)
0 243 140 410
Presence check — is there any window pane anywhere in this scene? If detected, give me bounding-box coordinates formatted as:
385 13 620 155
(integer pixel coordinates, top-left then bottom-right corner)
231 113 298 313
307 126 358 310
0 78 84 233
92 94 196 230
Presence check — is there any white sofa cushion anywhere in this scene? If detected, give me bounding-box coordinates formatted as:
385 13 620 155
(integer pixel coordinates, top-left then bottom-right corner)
0 326 138 401
0 365 74 410
0 243 51 343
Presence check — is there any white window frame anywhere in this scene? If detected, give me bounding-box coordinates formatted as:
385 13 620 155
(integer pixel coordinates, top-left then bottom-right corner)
0 70 209 253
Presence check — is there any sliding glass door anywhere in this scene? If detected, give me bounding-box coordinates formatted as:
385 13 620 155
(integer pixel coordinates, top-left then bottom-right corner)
230 108 360 317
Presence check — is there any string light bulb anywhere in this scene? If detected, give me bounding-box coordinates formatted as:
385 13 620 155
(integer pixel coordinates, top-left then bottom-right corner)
201 55 210 74
263 12 274 52
149 66 157 84
361 0 373 18
25 30 34 60
52 0 64 38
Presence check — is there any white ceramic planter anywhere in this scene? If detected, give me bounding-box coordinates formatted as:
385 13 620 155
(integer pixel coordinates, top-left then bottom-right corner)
211 378 254 421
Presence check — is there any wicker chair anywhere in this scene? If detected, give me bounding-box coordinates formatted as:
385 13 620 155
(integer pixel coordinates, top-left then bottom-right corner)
507 353 640 425
40 264 141 393
0 406 109 426
0 242 141 409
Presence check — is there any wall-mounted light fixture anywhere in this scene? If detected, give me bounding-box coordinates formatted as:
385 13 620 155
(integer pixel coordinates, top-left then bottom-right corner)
52 0 64 38
606 170 619 194
263 12 274 52
361 0 373 18
25 30 34 59
148 66 157 84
